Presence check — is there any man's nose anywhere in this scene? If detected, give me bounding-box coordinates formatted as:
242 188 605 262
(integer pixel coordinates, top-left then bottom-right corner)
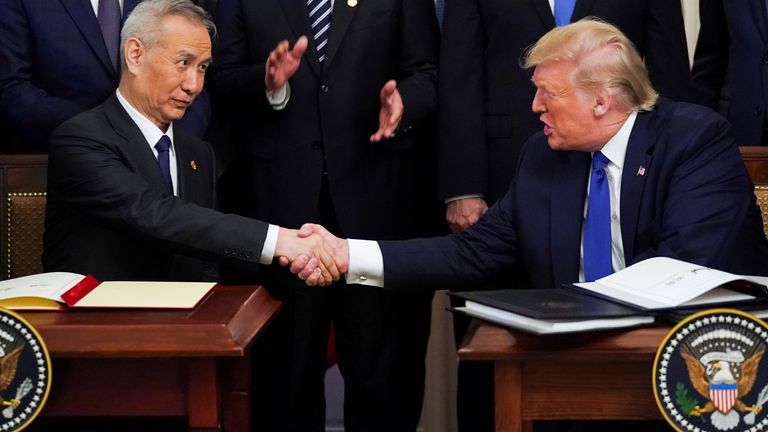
181 69 203 95
531 89 545 113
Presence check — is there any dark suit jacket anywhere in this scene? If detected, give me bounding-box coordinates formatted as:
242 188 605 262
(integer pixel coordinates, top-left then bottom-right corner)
43 94 268 281
711 0 768 146
437 0 694 203
382 100 768 291
0 0 210 149
210 0 440 239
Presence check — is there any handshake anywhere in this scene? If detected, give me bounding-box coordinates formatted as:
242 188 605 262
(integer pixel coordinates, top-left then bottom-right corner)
274 224 349 286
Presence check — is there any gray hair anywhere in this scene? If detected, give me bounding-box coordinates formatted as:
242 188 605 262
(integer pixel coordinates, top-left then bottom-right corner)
120 0 216 65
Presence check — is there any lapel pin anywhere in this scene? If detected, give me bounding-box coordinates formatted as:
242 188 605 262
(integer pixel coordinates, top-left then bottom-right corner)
636 165 646 176
347 0 357 7
190 160 198 171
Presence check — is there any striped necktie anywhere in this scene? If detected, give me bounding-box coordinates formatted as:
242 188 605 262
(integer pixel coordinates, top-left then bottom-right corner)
307 0 332 63
97 0 122 71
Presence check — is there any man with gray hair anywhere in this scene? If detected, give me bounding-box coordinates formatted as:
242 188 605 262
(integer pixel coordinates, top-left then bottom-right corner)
294 18 768 321
44 0 340 290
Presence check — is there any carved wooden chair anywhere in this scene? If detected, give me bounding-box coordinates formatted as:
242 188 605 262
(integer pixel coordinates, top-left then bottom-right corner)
740 146 768 237
0 154 48 279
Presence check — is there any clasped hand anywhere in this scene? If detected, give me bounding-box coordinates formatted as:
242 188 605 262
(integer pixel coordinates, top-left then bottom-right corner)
276 225 349 286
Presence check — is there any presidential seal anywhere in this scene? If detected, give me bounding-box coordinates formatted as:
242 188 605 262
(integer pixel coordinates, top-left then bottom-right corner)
0 308 51 432
654 309 768 432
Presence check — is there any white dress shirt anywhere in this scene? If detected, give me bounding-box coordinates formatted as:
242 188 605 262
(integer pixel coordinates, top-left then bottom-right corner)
347 111 640 287
89 0 125 16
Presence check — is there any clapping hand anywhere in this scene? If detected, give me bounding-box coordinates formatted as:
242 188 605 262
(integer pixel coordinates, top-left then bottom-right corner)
265 36 308 92
370 80 403 142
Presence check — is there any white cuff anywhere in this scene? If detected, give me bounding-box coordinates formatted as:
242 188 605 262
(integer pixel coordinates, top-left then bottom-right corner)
346 239 385 287
266 83 290 110
259 224 280 265
445 193 484 204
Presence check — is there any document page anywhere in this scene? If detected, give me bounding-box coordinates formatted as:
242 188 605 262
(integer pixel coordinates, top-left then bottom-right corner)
0 272 84 302
74 281 217 309
574 257 764 309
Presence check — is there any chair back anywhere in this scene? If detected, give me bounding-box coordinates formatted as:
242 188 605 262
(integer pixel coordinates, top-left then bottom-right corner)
740 146 768 237
0 154 48 279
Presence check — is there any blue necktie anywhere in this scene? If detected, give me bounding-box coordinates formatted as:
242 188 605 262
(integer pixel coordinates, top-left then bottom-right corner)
583 151 612 282
554 0 576 27
307 0 332 63
97 0 121 71
155 135 173 194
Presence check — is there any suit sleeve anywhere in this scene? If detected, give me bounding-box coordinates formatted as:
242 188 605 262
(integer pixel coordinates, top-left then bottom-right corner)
48 121 270 270
394 0 440 131
643 0 696 103
379 183 520 291
633 115 752 269
0 0 88 144
436 0 489 200
208 0 272 111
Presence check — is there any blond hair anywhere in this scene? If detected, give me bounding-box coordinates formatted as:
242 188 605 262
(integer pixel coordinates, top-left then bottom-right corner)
523 18 658 112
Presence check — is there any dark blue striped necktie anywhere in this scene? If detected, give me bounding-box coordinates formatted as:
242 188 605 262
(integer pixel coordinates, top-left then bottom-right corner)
307 0 332 63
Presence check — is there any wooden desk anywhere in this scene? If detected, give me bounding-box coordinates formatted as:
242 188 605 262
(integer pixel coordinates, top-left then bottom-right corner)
458 320 669 432
19 285 281 432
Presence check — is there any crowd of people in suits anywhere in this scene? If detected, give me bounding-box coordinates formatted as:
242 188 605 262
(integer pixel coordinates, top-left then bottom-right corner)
0 1 766 432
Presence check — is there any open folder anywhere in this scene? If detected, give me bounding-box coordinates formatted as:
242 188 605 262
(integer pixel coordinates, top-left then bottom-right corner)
452 257 768 334
0 272 217 310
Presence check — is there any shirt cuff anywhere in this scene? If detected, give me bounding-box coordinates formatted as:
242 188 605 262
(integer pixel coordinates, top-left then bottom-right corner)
259 224 280 265
346 239 385 287
444 193 484 204
266 83 290 110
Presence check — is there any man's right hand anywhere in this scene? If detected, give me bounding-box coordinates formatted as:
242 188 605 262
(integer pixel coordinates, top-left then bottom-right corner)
446 197 488 233
279 224 350 285
265 36 308 92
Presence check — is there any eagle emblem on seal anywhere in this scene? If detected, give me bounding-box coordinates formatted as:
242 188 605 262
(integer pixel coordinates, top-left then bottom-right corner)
654 310 768 432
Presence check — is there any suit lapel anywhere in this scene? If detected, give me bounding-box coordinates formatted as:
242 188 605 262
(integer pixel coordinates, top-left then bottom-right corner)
530 0 555 30
60 0 118 78
279 0 322 76
103 95 171 193
550 151 590 285
323 0 358 68
571 0 597 22
619 111 655 265
749 0 768 44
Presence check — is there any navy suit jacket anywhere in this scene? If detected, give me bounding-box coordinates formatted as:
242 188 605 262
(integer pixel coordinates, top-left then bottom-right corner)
43 94 266 281
0 0 210 149
381 100 768 291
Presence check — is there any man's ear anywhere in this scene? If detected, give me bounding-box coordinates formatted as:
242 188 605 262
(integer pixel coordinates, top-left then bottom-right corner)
123 37 145 75
593 89 613 118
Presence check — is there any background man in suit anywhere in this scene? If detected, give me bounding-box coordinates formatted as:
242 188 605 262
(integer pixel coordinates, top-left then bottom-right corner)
689 0 768 147
0 0 211 151
44 0 339 286
209 0 440 430
293 20 768 431
438 2 695 428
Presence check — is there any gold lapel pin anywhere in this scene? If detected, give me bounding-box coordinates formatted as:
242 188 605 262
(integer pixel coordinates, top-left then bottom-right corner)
347 0 357 7
190 160 198 171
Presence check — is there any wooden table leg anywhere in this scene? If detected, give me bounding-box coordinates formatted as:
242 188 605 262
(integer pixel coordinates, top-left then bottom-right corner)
495 360 523 432
187 358 220 432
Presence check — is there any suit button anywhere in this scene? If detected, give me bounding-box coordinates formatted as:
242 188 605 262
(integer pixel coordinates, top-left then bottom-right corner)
320 84 329 93
312 141 323 149
755 107 763 117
